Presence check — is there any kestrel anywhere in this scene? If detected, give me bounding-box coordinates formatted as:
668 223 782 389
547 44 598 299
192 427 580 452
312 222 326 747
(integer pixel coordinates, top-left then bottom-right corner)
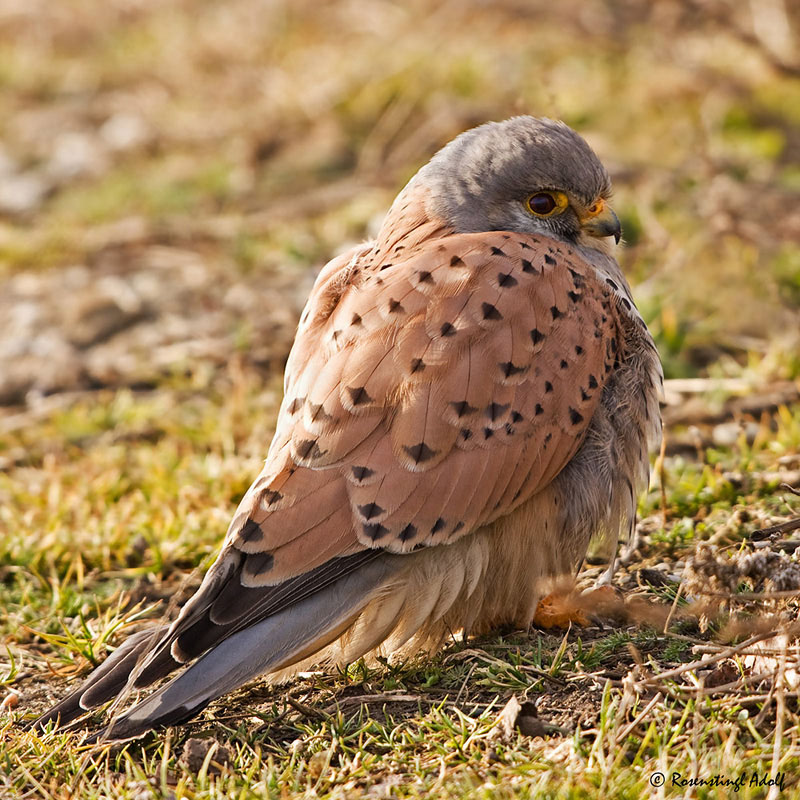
34 116 663 740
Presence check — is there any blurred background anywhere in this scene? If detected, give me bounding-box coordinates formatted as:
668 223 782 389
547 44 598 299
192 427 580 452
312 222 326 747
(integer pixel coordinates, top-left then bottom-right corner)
0 0 798 406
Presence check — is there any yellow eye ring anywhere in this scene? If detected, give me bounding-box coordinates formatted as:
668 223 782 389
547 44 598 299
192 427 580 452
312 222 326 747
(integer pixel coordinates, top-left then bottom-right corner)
526 191 568 217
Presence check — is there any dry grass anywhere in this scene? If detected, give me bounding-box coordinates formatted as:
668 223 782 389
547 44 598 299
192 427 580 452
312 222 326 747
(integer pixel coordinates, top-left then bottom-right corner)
2 0 800 797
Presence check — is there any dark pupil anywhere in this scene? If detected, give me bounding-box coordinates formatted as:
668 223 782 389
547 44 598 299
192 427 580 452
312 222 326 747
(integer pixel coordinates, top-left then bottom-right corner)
530 193 556 214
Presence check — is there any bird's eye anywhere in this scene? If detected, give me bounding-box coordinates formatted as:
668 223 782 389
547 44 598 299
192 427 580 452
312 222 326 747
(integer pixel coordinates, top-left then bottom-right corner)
526 191 567 217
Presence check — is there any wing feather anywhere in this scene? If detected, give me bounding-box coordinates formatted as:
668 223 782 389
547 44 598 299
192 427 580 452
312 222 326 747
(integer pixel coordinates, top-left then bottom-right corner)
110 231 621 685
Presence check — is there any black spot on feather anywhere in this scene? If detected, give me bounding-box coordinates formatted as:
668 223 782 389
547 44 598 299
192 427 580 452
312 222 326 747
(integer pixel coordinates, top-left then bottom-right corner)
403 442 438 464
497 272 518 288
287 396 304 414
399 524 418 542
347 386 373 406
239 518 262 543
363 523 390 541
358 502 385 521
295 438 325 461
486 402 510 421
451 400 478 417
308 402 333 422
351 465 374 482
500 361 527 378
482 302 503 321
568 267 584 285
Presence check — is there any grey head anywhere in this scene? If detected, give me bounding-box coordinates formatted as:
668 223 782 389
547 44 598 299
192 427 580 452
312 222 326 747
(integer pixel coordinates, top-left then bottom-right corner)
417 116 621 252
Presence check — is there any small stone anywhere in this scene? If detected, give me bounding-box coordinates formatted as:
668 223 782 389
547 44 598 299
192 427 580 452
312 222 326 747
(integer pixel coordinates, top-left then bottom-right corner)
179 737 231 775
1 692 19 713
494 695 547 740
0 172 49 215
46 131 108 182
100 113 151 152
307 749 330 779
703 659 739 688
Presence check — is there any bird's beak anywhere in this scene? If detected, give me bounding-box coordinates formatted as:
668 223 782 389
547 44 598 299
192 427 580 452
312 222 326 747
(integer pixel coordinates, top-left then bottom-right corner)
579 198 621 244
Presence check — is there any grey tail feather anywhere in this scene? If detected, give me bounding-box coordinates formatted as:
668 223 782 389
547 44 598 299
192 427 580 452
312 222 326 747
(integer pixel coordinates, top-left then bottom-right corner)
30 629 179 732
92 556 399 742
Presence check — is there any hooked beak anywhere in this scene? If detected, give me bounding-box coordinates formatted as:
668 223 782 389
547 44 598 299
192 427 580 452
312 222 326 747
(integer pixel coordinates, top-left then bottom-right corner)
580 198 622 244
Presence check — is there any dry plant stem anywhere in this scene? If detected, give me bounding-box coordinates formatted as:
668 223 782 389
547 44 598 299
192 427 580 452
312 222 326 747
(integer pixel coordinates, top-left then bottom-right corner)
636 630 778 688
749 518 800 540
663 580 684 634
689 670 785 698
768 640 787 800
697 588 800 600
754 667 781 728
613 691 663 745
321 694 429 716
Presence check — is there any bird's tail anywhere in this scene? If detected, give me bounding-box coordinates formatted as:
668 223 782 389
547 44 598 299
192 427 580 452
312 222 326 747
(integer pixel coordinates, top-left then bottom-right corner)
89 555 406 741
30 628 174 731
32 534 493 741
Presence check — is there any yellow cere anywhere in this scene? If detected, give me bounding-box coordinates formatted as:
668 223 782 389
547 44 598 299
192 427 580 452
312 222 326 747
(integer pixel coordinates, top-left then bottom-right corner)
582 197 606 219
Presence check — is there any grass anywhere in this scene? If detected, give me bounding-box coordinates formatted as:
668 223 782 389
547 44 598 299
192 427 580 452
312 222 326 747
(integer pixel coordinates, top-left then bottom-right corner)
2 370 800 797
2 0 800 796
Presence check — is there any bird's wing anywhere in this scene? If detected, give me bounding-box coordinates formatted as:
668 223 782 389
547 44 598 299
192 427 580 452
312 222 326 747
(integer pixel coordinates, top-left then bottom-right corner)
157 230 620 656
33 232 621 735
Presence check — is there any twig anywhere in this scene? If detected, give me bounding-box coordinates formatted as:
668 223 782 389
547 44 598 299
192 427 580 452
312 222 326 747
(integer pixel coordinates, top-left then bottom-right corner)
454 664 476 706
286 696 327 720
663 579 684 634
767 639 788 800
686 671 779 697
634 630 778 688
614 691 663 745
321 693 429 716
690 587 800 600
749 518 800 540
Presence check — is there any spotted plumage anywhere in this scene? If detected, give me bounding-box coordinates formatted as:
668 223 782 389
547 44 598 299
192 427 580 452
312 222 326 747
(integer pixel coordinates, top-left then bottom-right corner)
33 116 662 741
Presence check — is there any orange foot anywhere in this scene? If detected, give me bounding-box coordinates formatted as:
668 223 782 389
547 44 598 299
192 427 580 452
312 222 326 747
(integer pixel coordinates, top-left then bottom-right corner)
533 585 622 629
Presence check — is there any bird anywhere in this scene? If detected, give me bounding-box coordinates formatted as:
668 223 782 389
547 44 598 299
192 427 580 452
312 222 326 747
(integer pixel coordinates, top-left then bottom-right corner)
32 116 663 741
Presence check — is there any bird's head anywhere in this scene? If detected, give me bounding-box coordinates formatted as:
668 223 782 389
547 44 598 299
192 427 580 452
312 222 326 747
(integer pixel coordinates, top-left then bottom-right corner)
419 116 621 255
